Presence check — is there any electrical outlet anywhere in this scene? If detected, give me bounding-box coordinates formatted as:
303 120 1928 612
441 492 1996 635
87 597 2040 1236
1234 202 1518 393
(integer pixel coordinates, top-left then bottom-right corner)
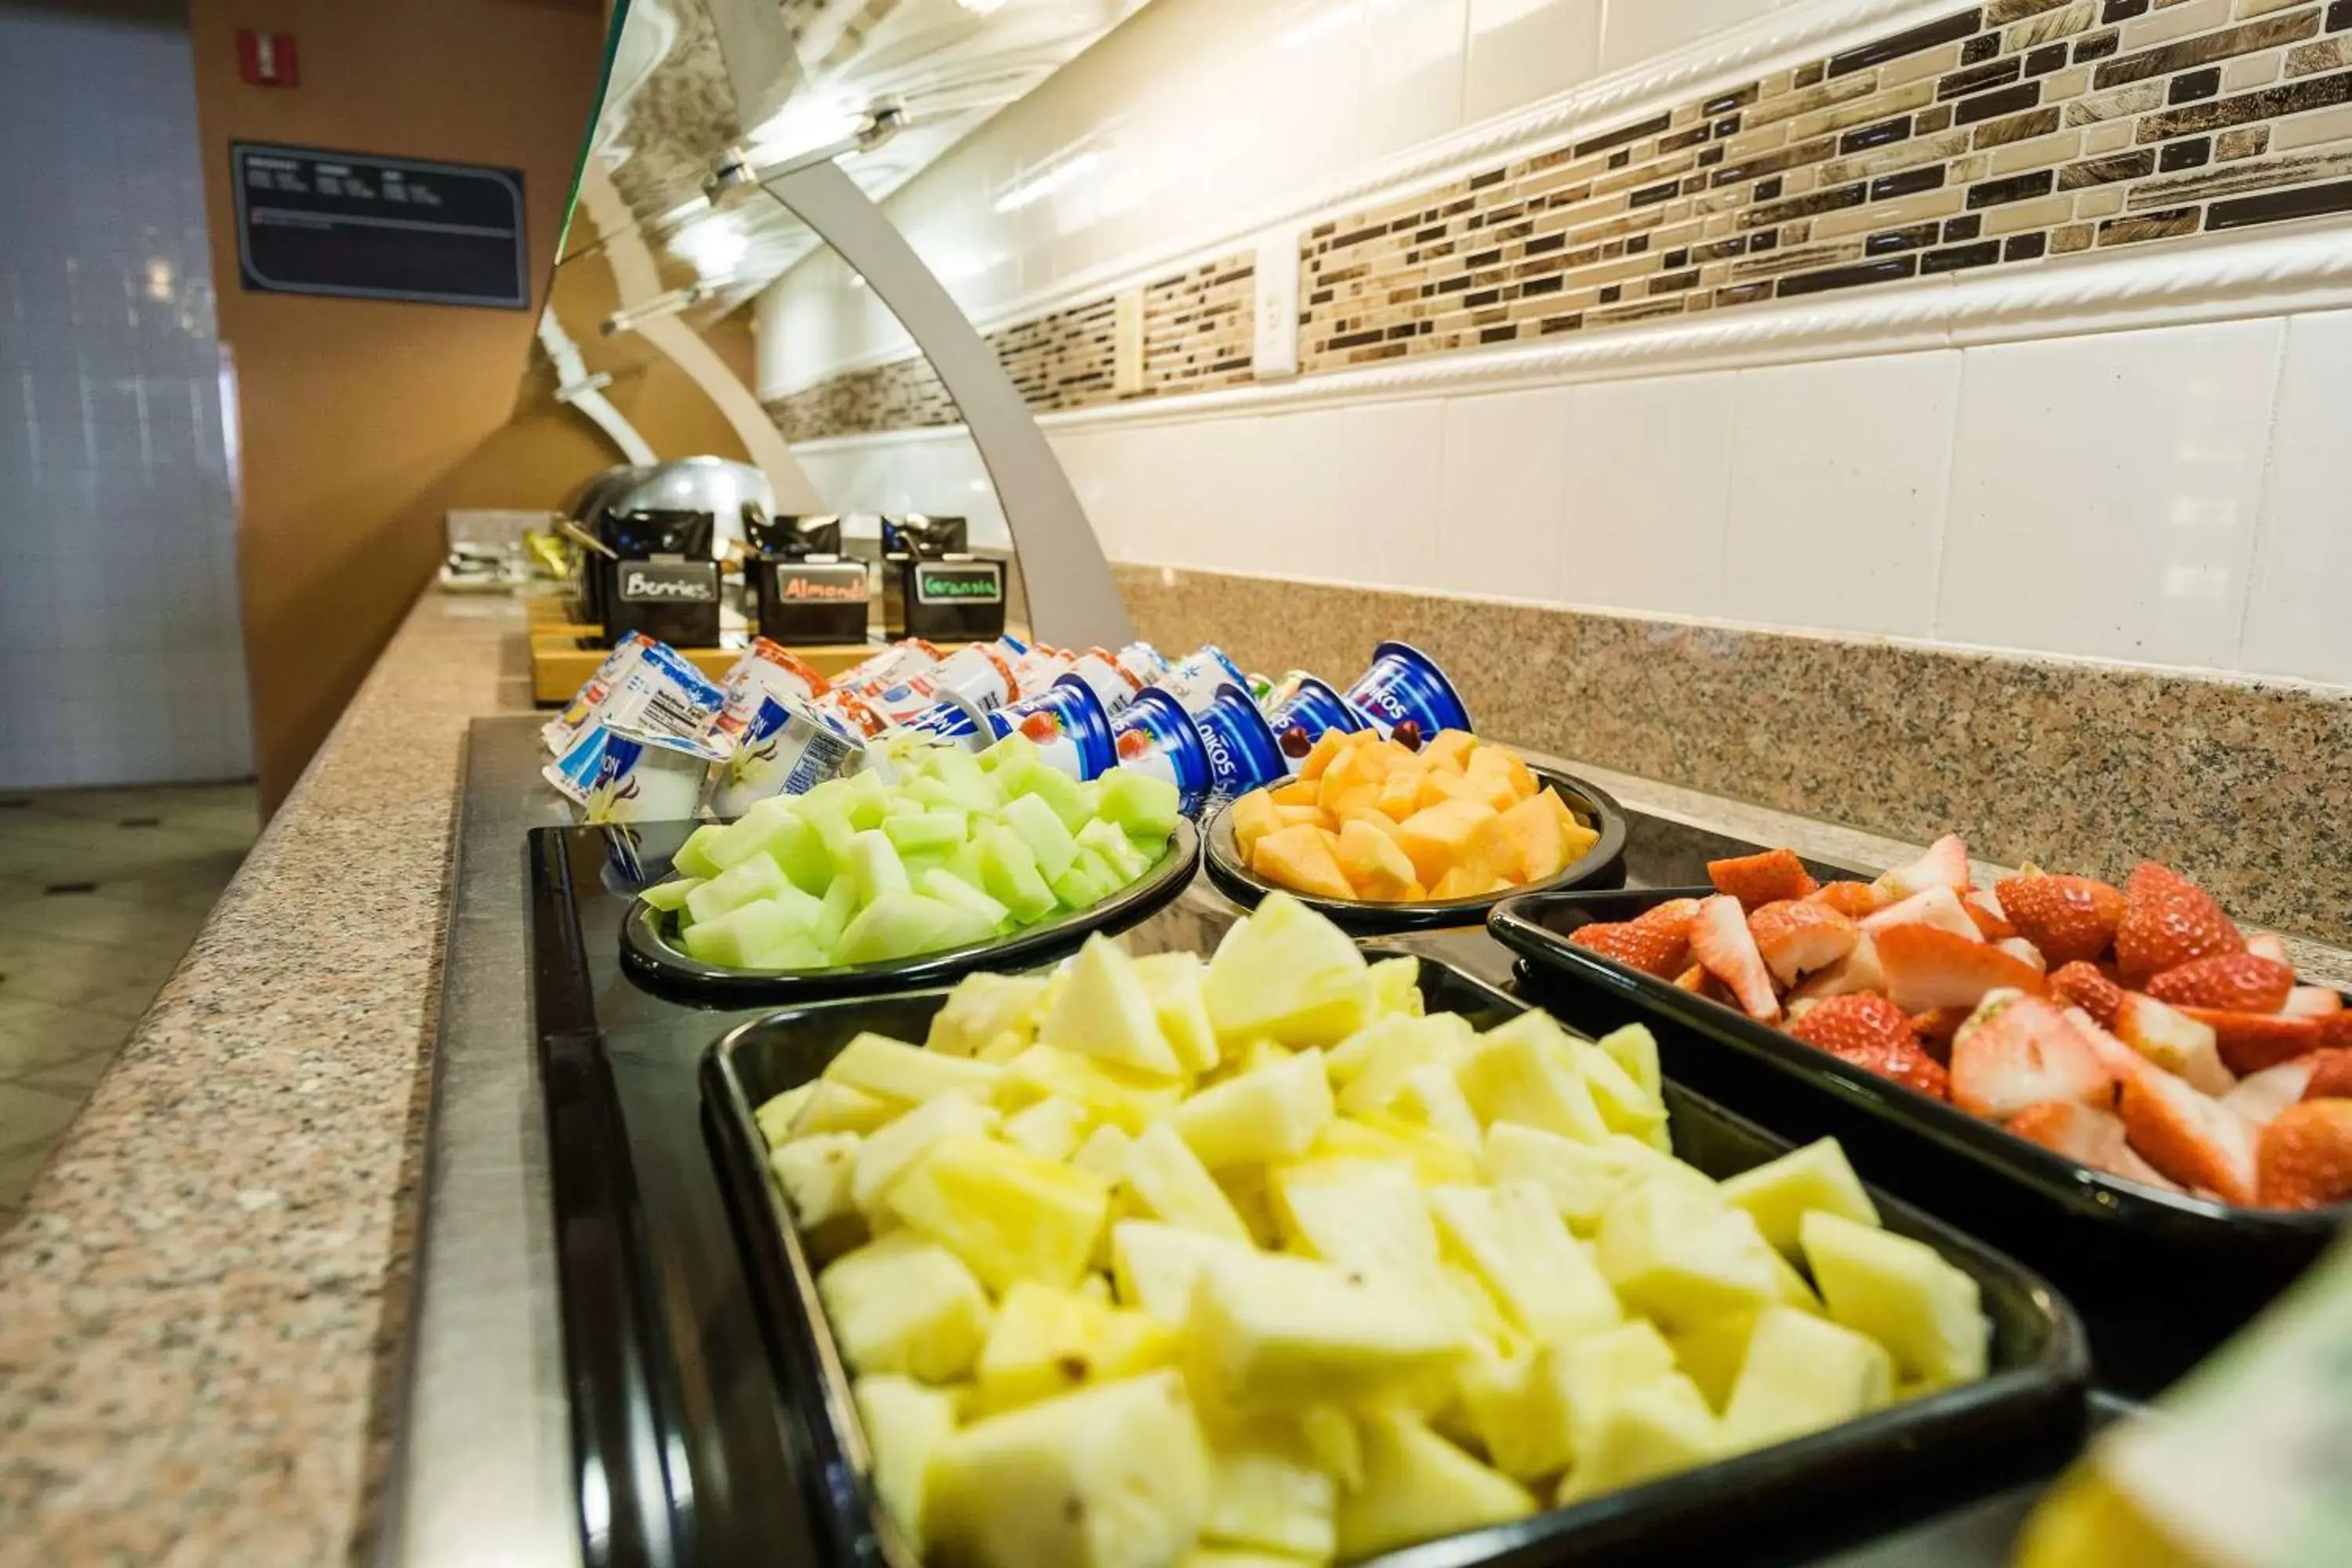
1253 224 1300 379
1113 289 1145 395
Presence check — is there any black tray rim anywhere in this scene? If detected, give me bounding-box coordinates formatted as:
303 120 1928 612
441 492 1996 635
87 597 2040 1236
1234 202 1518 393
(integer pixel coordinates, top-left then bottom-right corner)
1200 762 1629 934
701 946 2091 1568
1490 884 2352 1243
619 815 1200 1004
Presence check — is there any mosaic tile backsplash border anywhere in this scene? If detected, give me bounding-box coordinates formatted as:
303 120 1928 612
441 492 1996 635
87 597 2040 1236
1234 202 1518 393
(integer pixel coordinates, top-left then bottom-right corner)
769 0 2352 437
1115 564 2352 946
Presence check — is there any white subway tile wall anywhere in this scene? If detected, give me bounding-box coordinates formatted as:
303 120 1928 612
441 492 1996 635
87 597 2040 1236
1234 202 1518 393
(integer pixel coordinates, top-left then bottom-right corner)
0 8 249 788
2241 308 2352 683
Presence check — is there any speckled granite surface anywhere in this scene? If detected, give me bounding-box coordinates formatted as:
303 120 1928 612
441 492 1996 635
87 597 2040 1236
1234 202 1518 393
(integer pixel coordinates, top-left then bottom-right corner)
1119 565 2352 948
0 592 535 1563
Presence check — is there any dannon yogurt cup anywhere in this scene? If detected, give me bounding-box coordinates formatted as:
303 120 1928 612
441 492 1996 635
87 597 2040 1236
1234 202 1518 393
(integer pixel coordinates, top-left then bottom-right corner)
1192 683 1288 802
548 722 725 823
1344 641 1472 740
712 638 832 746
838 637 943 695
542 632 652 755
707 694 867 818
1150 645 1250 715
1109 687 1213 816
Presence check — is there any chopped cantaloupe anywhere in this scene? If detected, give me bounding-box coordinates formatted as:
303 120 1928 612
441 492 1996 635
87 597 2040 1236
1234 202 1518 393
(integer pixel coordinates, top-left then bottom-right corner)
1397 800 1502 890
1495 793 1574 884
1374 771 1425 822
1254 824 1357 902
1432 864 1490 900
1337 818 1420 902
1273 804 1324 829
1270 778 1320 808
1229 791 1283 862
1421 730 1479 773
1297 730 1349 782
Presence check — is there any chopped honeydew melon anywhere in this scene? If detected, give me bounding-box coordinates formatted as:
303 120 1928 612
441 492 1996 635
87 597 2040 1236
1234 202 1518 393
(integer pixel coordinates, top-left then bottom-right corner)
1051 848 1123 913
1096 768 1181 843
978 731 1041 775
844 829 912 906
835 891 994 966
684 853 790 926
1017 764 1098 833
640 877 700 913
839 768 890 829
1076 818 1150 882
673 822 731 880
1002 793 1081 880
884 809 969 856
920 867 1013 931
682 895 826 970
975 826 1059 924
812 876 858 951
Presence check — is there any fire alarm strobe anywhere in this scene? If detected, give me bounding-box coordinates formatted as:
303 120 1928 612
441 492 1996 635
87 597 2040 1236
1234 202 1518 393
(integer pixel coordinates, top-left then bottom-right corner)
237 30 299 87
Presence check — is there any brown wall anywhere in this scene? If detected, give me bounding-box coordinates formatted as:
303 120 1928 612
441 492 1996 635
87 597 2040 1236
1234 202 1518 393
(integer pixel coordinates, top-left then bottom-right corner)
191 0 610 811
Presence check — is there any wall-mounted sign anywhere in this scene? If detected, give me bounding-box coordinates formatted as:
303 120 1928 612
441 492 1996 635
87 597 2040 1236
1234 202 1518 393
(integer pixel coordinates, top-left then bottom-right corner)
230 142 528 309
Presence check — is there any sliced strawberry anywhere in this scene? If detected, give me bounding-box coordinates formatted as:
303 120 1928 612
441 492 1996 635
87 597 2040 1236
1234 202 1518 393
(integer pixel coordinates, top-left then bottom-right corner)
2049 960 2127 1030
2256 1099 2352 1210
2114 993 2231 1096
1672 964 1708 993
2113 1145 2185 1192
1993 875 2126 967
2146 953 2296 1014
1873 833 1971 903
2282 986 2344 1018
2114 862 2244 984
2118 1070 2260 1205
1808 880 1885 919
2064 1007 2158 1093
1875 924 2048 1014
1748 900 1860 987
1788 993 1949 1100
2307 1048 2352 1099
2009 1100 2131 1168
2246 933 2290 965
1690 893 1780 1022
1995 937 2048 974
2323 1014 2352 1051
1788 933 1884 1003
1861 885 1982 943
1949 993 2114 1121
1909 1006 1971 1055
1632 897 1703 938
1963 889 2017 941
2223 1059 2319 1126
2180 1007 2324 1076
1708 849 1818 912
1570 920 1691 979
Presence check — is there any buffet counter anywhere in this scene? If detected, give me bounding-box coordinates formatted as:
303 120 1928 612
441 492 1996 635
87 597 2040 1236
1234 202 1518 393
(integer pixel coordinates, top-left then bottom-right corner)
0 587 2342 1561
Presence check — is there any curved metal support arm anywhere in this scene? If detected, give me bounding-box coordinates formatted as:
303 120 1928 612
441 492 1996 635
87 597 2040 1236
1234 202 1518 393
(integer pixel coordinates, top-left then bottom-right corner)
751 159 1134 649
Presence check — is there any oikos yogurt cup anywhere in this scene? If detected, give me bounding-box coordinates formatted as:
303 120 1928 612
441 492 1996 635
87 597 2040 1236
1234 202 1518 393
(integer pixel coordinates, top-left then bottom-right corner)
706 694 868 818
1344 641 1472 744
1109 687 1214 816
1263 674 1372 771
1192 684 1289 803
1149 644 1250 715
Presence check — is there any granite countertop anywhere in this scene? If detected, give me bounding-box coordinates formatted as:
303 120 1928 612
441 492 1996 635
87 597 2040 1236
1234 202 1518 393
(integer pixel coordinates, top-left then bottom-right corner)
0 590 2343 1561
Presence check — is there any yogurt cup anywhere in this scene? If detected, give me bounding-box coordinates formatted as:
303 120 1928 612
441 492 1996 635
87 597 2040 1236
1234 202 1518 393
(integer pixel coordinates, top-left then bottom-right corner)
1264 674 1373 771
931 641 1020 713
707 693 868 818
837 637 943 695
542 632 652 755
897 691 989 746
1192 683 1289 803
547 722 724 822
605 641 730 741
1116 641 1171 687
1344 641 1472 741
1149 644 1250 716
1008 643 1076 699
985 674 1116 780
1067 647 1145 717
712 638 833 746
1109 687 1214 817
812 687 886 737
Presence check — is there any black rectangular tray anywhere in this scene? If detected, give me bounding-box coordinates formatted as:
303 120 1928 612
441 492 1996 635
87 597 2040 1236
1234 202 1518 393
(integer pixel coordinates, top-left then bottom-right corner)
702 950 2089 1568
1490 886 2347 1396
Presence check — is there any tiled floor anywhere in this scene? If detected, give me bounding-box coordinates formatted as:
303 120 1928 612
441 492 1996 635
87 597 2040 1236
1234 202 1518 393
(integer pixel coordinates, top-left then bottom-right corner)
0 782 257 1220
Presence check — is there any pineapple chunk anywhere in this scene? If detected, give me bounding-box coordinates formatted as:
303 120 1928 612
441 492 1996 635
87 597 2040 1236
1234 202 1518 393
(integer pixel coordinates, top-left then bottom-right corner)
1215 1164 1287 1250
1296 1404 1363 1492
1368 954 1424 1018
1480 1123 1704 1234
1313 1113 1483 1186
793 1080 901 1137
1037 934 1184 1077
927 1370 1212 1568
1457 1344 1573 1482
1595 1177 1784 1330
818 1232 992 1381
1123 1123 1253 1243
1003 1096 1092 1165
1456 1017 1610 1144
1719 1138 1880 1255
1551 1319 1679 1466
854 1374 958 1554
1594 1022 1663 1105
1721 1305 1893 1453
1395 1061 1485 1157
771 1131 862 1236
851 1089 1000 1213
1133 951 1222 1076
1333 1014 1474 1116
1570 1040 1666 1143
1171 1049 1334 1169
1109 1220 1258 1326
927 973 1051 1059
885 1136 1112 1294
1271 1160 1443 1312
1200 1423 1338 1560
1800 1211 1988 1390
1667 1315 1756 1413
1428 1181 1621 1344
1004 1045 1185 1131
825 1031 1004 1104
1555 1371 1721 1505
1073 1123 1135 1179
1181 1551 1324 1568
1334 1409 1536 1563
1185 1248 1463 1408
755 1083 816 1146
973 1281 1179 1416
1203 895 1376 1047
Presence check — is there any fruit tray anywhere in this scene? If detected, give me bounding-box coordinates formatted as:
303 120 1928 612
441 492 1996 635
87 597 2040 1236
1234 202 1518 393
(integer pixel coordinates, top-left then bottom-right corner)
1203 766 1628 935
1490 887 2347 1394
620 818 1200 1004
701 953 2089 1568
